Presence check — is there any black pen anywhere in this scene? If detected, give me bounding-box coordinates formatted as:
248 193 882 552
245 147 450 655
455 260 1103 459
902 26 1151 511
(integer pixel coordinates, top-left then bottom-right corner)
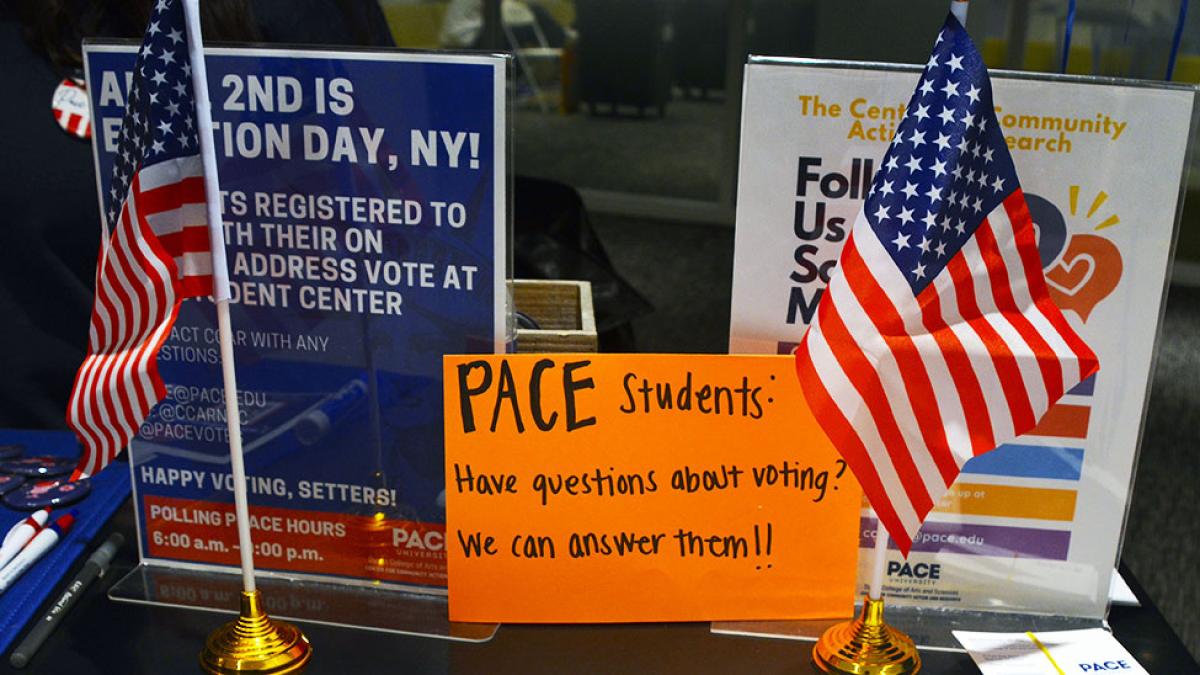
9 532 124 669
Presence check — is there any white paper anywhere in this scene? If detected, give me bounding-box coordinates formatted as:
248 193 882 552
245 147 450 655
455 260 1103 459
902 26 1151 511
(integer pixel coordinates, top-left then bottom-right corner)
953 628 1148 674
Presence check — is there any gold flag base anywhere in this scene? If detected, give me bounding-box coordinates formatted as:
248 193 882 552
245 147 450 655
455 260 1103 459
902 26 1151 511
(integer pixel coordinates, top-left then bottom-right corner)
199 590 313 674
813 595 921 674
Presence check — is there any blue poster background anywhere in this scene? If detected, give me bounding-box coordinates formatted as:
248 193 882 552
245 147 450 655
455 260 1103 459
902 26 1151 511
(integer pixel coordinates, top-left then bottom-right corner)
83 44 506 587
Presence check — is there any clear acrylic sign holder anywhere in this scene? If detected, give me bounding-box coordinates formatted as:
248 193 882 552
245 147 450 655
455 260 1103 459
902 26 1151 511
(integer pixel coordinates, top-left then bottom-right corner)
720 55 1198 648
82 41 516 641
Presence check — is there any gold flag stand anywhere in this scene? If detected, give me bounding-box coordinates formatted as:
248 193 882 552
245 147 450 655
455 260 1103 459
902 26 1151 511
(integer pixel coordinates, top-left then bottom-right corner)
813 595 920 674
199 591 313 674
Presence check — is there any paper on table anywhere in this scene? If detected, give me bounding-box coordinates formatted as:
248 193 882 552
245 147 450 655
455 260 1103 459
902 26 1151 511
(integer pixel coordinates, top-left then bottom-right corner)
953 628 1147 674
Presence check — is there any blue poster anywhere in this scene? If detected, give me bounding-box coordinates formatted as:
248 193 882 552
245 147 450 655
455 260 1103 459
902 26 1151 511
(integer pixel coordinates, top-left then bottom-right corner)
83 43 508 588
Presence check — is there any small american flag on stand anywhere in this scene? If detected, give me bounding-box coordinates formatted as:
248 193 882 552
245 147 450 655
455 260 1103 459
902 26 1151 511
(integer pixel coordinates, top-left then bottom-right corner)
67 0 215 477
794 14 1099 556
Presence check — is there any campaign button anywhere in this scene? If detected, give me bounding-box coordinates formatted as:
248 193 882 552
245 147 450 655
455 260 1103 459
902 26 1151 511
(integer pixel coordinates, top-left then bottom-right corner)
3 478 91 511
0 444 23 460
0 456 77 478
0 474 24 495
51 78 91 140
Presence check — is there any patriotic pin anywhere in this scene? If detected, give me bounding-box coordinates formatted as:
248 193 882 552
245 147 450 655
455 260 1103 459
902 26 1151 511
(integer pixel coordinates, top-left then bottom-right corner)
0 474 24 496
0 456 76 478
51 78 91 140
3 478 91 511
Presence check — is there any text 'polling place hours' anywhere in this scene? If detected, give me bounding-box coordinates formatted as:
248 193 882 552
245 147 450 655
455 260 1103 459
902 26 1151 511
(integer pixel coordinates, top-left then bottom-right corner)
442 354 862 623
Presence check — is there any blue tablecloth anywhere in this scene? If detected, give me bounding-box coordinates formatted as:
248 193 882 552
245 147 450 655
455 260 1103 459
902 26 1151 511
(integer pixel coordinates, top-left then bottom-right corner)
0 430 131 655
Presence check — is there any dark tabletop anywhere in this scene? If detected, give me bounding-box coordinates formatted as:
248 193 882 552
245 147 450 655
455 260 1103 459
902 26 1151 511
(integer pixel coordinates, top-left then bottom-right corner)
1 500 1196 675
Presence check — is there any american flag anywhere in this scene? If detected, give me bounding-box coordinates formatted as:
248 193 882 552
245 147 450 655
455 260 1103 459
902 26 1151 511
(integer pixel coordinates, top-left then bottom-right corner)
67 0 215 477
794 15 1099 556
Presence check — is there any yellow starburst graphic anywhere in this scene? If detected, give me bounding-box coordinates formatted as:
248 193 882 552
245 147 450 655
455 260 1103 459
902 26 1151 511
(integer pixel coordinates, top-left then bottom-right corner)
1068 185 1120 230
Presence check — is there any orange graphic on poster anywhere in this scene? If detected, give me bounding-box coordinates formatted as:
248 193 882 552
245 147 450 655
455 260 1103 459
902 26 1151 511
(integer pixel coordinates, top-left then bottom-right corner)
1041 186 1125 322
442 354 862 624
1046 234 1123 323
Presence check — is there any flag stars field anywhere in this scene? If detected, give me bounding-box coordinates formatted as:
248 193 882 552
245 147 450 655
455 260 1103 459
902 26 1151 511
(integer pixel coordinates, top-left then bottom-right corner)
863 27 1020 290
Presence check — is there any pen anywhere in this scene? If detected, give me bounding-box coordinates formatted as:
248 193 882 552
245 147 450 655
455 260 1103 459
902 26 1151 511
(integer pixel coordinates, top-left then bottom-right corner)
9 532 124 669
0 511 76 594
0 510 49 570
2 510 46 547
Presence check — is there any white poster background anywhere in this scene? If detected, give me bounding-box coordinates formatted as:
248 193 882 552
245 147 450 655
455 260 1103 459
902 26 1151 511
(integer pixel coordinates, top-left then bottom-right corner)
730 59 1196 618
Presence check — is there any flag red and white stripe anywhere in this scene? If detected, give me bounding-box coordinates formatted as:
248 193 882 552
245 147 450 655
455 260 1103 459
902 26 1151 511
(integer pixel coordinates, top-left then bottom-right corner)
67 158 212 477
796 195 1096 555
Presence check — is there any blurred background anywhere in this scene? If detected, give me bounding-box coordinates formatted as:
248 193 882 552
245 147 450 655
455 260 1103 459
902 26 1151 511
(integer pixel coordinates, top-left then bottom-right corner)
378 0 1200 246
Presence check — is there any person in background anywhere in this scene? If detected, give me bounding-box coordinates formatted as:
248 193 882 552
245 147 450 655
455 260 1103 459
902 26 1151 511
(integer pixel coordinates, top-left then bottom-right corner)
0 0 392 430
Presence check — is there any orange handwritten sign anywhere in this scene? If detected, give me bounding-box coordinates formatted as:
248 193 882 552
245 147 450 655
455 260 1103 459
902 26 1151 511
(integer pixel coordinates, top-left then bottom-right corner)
443 353 861 623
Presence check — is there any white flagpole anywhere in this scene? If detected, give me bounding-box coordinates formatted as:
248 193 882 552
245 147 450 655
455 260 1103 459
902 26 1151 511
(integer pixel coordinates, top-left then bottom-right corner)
181 0 257 594
867 519 889 600
951 0 970 24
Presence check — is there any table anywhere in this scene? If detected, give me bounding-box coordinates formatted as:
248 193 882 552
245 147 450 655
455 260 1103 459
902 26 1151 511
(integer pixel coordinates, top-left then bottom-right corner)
1 501 1194 674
